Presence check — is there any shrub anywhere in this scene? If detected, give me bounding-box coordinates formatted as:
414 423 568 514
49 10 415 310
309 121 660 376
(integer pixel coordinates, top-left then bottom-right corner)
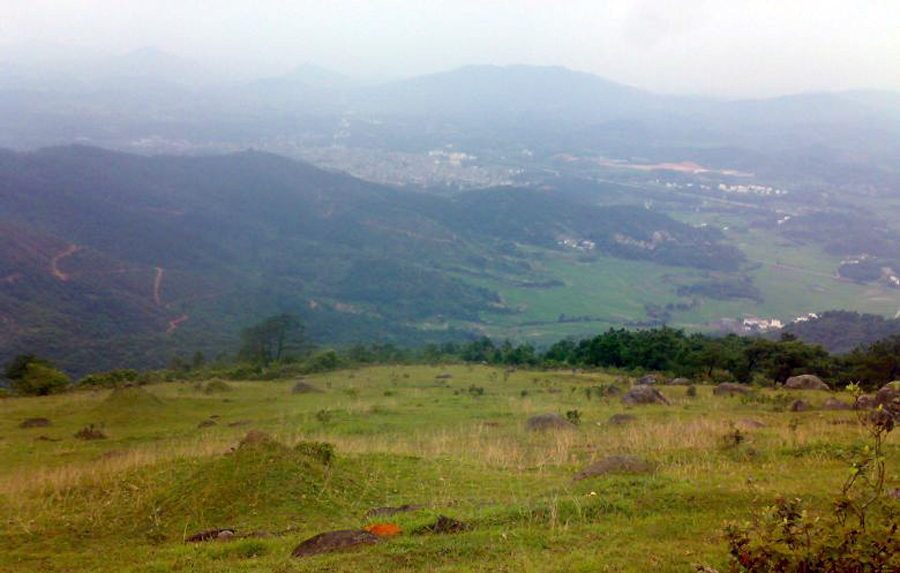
686 385 698 398
77 369 139 388
720 383 899 573
468 385 485 397
566 409 582 426
294 441 335 466
12 363 70 396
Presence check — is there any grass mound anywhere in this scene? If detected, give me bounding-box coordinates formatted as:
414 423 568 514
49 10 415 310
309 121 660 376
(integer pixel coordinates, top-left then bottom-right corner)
11 437 358 545
97 386 164 412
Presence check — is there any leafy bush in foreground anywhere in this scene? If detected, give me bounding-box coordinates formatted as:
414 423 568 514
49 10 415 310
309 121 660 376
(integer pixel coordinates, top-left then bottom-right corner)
722 385 899 573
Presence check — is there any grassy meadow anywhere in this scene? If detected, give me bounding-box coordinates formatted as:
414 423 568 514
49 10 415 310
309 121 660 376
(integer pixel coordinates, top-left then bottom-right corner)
1 365 898 572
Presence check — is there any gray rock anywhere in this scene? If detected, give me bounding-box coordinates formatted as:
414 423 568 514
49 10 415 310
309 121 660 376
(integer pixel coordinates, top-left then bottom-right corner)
713 383 751 396
636 374 660 386
526 414 576 431
186 528 236 543
291 529 380 557
822 397 852 410
573 456 652 481
666 377 691 386
855 395 877 409
292 381 324 394
19 418 51 428
875 383 900 407
738 419 766 429
622 386 670 406
790 399 813 412
784 375 829 391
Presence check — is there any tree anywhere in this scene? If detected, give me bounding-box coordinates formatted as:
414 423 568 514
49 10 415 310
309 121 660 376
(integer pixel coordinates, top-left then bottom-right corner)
239 313 306 366
12 363 70 396
4 354 52 382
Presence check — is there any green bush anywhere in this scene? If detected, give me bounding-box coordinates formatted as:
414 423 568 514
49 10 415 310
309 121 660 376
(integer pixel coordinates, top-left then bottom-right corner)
12 363 70 396
77 369 139 388
722 384 899 573
294 441 335 466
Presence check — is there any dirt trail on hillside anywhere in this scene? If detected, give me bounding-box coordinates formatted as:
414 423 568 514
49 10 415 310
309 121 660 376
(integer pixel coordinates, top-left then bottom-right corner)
153 267 164 305
50 244 82 281
167 314 189 333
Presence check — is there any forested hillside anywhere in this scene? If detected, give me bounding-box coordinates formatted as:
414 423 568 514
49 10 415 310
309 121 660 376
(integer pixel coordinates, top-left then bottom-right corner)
0 146 742 375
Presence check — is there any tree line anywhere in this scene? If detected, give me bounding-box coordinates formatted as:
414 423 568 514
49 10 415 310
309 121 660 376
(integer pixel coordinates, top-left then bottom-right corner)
7 315 900 395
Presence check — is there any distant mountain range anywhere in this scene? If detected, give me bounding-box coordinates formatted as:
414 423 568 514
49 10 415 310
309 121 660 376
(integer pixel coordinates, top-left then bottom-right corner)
1 49 898 184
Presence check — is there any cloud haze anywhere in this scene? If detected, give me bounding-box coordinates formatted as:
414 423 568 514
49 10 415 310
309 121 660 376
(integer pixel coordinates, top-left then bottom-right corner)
1 0 898 97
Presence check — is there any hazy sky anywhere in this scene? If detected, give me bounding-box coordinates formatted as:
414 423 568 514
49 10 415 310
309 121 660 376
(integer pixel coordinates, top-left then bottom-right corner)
2 0 898 97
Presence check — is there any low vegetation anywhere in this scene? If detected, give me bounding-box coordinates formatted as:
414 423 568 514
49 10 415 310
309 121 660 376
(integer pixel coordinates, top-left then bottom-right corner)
0 363 897 572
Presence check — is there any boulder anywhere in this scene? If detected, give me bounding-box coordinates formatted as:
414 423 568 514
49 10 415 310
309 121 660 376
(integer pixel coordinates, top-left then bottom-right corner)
636 374 660 386
186 528 236 543
197 419 217 428
525 414 576 431
622 386 670 406
875 383 900 407
292 381 324 394
713 383 751 396
784 375 829 391
666 377 691 386
790 399 813 412
855 395 877 409
19 418 51 429
822 397 852 411
291 529 380 557
608 413 637 426
573 456 651 481
737 419 766 429
435 373 453 380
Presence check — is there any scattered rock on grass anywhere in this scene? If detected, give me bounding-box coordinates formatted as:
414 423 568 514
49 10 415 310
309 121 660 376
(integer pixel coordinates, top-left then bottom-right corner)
822 397 852 410
622 386 670 406
365 504 426 518
291 529 380 557
784 375 828 391
292 381 324 394
636 374 660 386
198 419 217 428
875 383 900 407
790 399 813 412
19 418 51 429
435 373 453 380
666 377 691 385
855 395 876 409
412 516 469 535
608 414 637 426
525 414 576 431
227 420 251 427
573 456 652 481
186 529 236 543
713 383 751 396
737 419 765 429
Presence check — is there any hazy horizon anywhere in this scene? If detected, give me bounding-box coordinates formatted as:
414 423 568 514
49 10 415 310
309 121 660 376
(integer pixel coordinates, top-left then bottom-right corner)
2 0 898 98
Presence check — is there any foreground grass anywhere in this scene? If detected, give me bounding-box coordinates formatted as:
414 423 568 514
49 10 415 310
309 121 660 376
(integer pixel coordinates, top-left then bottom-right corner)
1 365 897 572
